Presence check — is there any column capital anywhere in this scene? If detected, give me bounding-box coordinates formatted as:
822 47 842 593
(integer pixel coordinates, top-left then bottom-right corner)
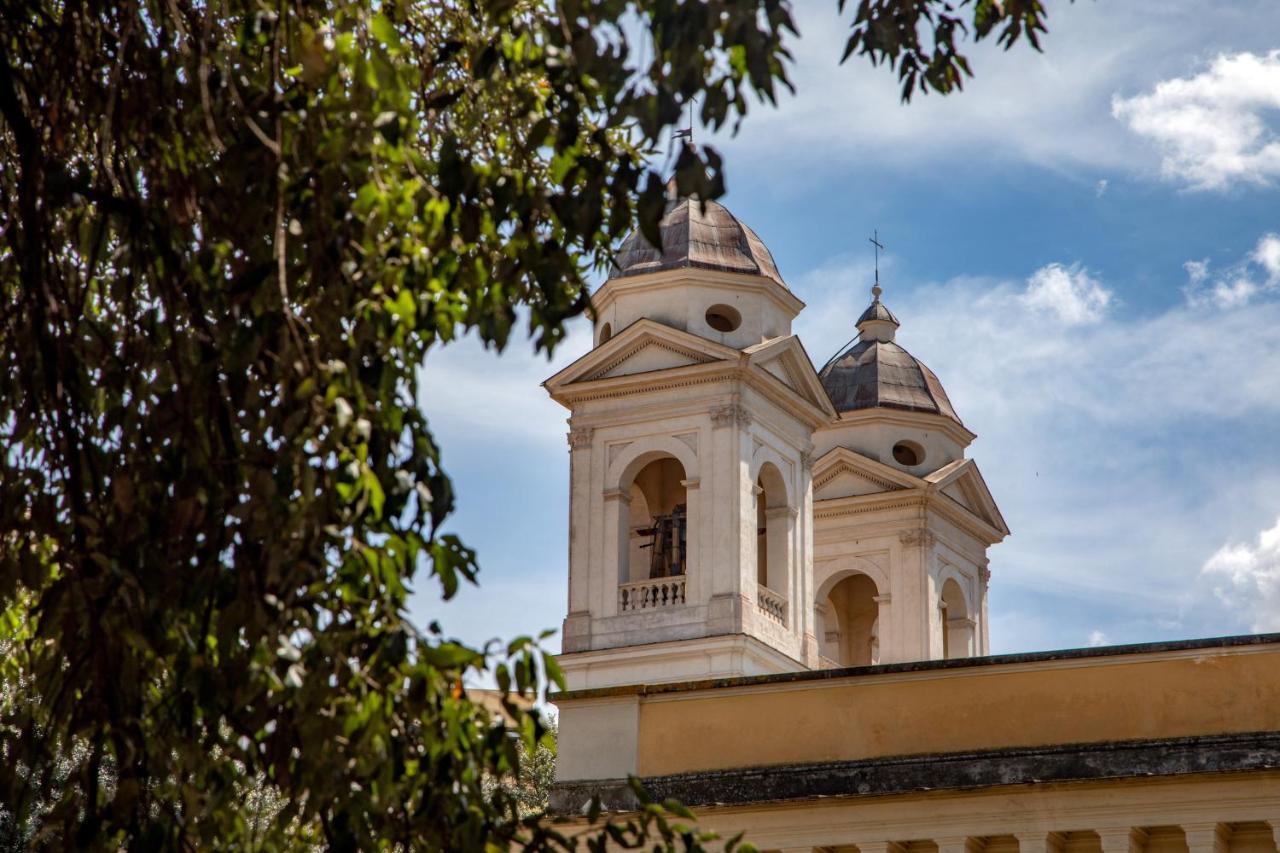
898 528 935 548
710 402 752 428
1014 832 1065 853
1182 823 1229 853
567 426 594 450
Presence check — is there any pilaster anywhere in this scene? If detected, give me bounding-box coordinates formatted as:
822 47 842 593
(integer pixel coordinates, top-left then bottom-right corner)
1097 827 1147 853
1182 823 1229 853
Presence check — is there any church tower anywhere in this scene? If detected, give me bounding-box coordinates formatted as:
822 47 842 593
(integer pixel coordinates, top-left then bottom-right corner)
545 194 1007 692
544 192 836 690
811 283 1009 665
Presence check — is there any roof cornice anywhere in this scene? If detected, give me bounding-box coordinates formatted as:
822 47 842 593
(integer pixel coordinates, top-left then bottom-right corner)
592 267 805 318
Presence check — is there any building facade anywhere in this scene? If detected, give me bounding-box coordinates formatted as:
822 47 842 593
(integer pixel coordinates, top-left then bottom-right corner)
545 192 1280 847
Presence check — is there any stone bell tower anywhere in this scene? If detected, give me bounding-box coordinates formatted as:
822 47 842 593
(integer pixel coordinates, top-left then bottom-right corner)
543 191 836 691
810 282 1009 666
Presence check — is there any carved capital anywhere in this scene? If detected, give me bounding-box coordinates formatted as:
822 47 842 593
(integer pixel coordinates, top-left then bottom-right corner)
979 565 992 585
710 403 752 428
567 427 594 450
898 529 935 548
799 450 815 471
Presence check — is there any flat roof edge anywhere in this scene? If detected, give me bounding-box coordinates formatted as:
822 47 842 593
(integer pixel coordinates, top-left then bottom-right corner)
553 632 1280 702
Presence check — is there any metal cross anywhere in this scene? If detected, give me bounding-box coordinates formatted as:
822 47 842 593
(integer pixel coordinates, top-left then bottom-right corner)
672 99 694 145
869 230 885 288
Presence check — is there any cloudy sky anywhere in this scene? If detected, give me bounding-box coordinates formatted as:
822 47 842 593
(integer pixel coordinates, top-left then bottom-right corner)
414 0 1280 659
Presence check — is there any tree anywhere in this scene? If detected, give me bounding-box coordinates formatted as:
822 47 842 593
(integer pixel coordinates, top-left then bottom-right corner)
0 0 1054 848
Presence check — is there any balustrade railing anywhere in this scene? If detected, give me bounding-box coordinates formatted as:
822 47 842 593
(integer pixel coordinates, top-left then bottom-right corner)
757 584 786 625
619 577 686 611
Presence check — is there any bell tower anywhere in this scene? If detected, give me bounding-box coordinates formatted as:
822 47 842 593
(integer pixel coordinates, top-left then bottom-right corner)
811 283 1009 666
544 192 835 691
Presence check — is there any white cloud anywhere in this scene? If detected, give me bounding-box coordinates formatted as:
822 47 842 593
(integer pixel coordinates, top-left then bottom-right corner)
1021 263 1112 325
1095 179 1109 198
1254 232 1280 280
1087 630 1109 647
1112 51 1280 190
792 235 1280 643
1201 518 1280 632
1183 231 1280 309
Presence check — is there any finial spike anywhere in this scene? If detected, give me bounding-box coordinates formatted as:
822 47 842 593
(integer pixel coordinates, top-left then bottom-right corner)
868 229 885 298
672 98 695 145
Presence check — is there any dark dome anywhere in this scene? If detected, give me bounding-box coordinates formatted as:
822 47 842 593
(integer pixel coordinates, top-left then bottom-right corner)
819 339 963 426
611 197 785 287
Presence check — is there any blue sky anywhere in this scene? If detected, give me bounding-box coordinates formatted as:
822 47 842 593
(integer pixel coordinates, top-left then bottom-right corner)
414 0 1280 659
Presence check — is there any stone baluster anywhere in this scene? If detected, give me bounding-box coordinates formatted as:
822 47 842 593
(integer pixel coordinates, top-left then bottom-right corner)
1182 823 1229 853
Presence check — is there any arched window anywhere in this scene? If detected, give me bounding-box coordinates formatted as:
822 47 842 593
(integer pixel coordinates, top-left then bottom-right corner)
940 577 973 659
755 463 789 605
625 457 687 582
818 573 879 666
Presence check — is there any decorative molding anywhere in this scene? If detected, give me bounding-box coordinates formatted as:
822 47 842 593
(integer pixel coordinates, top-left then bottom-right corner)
673 431 698 455
602 488 632 504
679 478 701 490
813 494 930 520
873 594 893 606
766 506 799 520
813 462 900 493
752 435 765 455
567 427 594 450
587 337 715 382
899 529 936 548
799 450 815 471
979 565 992 585
606 440 634 468
710 403 752 428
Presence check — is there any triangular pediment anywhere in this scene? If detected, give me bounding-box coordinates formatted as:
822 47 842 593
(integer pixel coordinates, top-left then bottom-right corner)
544 319 738 394
924 459 1009 536
744 336 837 418
812 446 921 501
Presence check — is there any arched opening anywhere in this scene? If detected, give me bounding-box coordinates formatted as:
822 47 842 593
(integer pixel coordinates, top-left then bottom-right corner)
818 573 880 667
598 322 612 345
754 462 789 595
940 577 973 659
625 457 687 582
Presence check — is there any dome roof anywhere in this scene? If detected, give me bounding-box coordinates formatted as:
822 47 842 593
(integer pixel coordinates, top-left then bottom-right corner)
610 197 785 287
819 291 964 426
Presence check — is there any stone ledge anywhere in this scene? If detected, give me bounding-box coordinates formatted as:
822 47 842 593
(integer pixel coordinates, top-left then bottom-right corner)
553 632 1280 701
548 731 1280 814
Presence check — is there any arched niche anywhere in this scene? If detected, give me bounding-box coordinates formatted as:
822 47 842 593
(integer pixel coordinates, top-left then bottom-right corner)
755 461 790 596
816 571 880 667
940 576 974 659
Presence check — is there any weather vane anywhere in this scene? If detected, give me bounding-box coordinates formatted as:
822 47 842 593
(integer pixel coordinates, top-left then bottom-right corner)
869 229 885 297
672 99 694 145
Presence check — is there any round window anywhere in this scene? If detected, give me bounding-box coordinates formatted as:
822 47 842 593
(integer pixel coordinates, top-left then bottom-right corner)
705 304 742 333
598 322 613 344
892 440 925 467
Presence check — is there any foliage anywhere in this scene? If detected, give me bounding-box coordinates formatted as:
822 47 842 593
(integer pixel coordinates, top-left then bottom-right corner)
483 714 557 819
841 0 1057 99
0 0 1057 849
